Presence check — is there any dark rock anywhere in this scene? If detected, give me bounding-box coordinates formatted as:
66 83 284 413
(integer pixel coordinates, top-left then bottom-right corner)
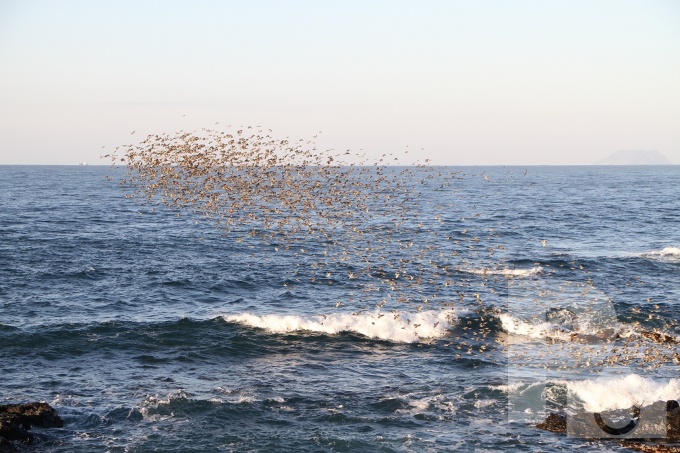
640 331 678 345
668 401 680 438
0 402 63 429
536 412 567 433
537 401 680 451
619 442 680 453
0 402 63 450
0 437 18 453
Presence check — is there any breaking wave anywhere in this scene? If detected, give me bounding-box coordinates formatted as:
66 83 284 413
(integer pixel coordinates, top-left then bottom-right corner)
459 266 544 278
566 374 680 412
498 312 573 341
223 310 462 343
497 375 680 414
640 246 680 262
498 310 634 342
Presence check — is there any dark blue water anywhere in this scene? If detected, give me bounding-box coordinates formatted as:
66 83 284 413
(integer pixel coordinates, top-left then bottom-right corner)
1 165 678 452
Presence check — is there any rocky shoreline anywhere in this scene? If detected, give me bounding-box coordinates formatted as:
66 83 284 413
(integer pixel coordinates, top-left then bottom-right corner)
537 400 680 452
3 399 679 451
0 403 63 452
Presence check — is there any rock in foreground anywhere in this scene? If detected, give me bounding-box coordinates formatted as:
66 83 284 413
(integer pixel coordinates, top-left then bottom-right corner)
537 400 680 452
0 402 63 452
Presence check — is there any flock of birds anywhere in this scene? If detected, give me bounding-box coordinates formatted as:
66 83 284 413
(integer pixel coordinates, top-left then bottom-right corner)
106 125 678 374
106 126 501 309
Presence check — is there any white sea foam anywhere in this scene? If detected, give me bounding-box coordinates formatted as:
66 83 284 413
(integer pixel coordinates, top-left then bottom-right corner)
489 382 525 393
473 399 496 409
223 309 461 343
396 393 456 417
400 396 431 414
642 246 680 262
498 310 633 342
140 389 189 407
566 374 680 412
499 312 573 341
460 266 543 278
137 390 190 421
214 387 257 405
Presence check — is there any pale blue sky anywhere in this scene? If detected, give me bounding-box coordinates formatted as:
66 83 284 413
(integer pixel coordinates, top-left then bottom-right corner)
1 0 678 164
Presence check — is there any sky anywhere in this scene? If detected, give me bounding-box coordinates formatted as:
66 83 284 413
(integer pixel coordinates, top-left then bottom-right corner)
0 0 678 165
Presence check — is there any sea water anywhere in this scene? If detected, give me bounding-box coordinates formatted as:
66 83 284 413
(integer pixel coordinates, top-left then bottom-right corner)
0 165 678 451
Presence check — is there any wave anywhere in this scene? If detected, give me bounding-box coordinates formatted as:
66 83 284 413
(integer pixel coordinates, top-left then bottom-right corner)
223 310 462 343
640 246 680 262
497 375 680 413
566 374 680 412
499 312 573 341
497 310 680 345
498 310 634 343
458 266 544 278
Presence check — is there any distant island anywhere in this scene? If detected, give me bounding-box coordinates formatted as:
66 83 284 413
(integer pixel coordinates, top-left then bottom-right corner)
596 149 673 165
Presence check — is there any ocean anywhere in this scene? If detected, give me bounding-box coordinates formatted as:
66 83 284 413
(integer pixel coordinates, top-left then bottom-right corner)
1 165 678 452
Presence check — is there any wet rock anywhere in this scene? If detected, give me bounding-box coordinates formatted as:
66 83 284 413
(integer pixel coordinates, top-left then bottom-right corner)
537 401 680 451
0 437 17 453
640 331 678 345
0 402 63 450
667 401 680 438
536 412 566 433
619 442 680 453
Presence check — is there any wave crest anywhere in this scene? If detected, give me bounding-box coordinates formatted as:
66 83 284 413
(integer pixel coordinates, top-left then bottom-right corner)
459 266 543 278
499 312 572 341
642 247 680 262
641 246 680 262
498 310 632 343
223 310 461 343
567 374 680 412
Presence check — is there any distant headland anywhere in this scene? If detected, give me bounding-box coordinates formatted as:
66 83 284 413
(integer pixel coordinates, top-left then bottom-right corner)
596 149 673 165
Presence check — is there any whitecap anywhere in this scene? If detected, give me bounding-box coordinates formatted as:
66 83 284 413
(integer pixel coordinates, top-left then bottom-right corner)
459 266 543 278
223 309 461 343
641 246 680 262
498 312 573 341
566 374 680 412
498 310 634 343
